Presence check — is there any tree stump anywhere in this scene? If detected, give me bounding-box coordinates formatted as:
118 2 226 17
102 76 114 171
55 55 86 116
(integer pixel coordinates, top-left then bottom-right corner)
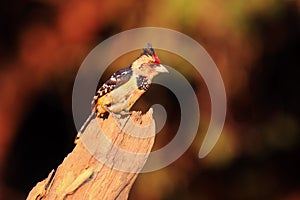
27 109 155 200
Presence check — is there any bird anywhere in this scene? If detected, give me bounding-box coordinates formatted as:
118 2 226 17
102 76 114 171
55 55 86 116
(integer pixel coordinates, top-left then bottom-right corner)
76 43 168 141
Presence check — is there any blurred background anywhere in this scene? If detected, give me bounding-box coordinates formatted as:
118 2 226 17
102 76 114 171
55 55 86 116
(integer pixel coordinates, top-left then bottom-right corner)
0 0 300 199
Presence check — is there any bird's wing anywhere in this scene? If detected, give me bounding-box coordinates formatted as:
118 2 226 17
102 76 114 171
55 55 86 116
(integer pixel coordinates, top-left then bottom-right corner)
94 66 133 99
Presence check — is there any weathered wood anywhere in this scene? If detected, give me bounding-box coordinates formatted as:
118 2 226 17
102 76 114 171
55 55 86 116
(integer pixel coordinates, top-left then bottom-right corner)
27 109 155 200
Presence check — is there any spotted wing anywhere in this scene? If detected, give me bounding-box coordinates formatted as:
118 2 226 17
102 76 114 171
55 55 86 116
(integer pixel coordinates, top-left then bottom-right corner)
93 66 133 104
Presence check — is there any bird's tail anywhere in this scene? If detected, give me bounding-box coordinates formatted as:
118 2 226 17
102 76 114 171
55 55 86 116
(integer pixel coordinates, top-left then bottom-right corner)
74 110 96 143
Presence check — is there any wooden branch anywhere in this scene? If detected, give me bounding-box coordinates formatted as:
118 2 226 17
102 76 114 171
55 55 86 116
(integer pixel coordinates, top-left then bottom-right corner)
27 109 155 200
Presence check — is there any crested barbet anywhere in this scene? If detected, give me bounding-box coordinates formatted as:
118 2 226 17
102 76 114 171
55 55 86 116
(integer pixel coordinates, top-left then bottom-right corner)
76 44 168 139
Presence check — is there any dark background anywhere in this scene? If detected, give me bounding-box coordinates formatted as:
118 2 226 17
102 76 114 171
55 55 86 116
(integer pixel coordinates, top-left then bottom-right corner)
0 0 299 199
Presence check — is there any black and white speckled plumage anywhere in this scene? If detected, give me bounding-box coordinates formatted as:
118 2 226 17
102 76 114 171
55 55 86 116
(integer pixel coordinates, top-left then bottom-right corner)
93 66 133 101
136 75 150 91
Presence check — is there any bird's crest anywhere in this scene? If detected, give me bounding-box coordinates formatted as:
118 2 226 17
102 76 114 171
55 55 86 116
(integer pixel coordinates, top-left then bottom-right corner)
141 43 155 56
140 43 161 64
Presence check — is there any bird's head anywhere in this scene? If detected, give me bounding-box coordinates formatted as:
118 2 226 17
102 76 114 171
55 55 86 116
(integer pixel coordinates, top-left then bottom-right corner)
132 44 168 79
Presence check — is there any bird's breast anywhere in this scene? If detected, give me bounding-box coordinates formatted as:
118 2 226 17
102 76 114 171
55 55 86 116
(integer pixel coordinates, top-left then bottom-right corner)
107 77 146 112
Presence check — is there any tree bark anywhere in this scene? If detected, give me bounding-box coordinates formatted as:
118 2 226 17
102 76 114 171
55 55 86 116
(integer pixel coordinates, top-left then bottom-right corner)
27 109 155 200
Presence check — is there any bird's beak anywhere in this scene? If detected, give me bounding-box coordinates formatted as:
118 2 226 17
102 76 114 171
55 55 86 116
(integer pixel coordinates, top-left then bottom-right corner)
155 64 169 73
